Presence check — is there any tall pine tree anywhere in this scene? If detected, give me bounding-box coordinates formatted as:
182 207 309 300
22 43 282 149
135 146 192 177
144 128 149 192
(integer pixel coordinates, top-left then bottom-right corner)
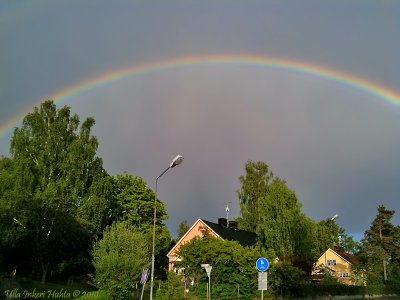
361 205 397 282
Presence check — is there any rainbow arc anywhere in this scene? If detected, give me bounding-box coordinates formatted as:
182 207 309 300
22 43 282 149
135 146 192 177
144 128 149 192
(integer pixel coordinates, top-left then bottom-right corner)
1 54 400 136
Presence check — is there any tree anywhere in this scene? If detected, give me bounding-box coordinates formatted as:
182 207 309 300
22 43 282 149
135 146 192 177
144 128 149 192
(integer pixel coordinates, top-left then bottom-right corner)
237 161 315 267
177 235 260 299
110 173 168 231
177 220 189 240
268 262 305 297
92 221 150 300
312 218 341 256
154 272 185 300
338 230 360 254
360 205 398 283
2 100 112 283
237 161 273 232
110 173 172 280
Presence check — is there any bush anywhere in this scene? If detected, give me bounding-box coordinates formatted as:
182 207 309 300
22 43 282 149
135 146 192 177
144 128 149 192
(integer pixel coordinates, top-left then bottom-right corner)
92 222 150 300
268 262 305 297
154 272 185 300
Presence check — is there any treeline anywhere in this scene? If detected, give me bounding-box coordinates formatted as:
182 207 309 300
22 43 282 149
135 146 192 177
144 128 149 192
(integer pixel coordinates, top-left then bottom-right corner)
1 101 399 299
172 162 400 299
235 161 400 286
0 101 171 298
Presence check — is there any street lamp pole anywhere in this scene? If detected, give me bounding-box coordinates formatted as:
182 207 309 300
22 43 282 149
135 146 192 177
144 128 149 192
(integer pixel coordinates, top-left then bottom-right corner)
150 155 184 300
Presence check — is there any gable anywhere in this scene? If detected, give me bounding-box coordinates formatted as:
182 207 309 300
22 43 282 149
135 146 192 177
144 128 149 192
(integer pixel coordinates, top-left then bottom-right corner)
167 219 221 258
316 248 354 266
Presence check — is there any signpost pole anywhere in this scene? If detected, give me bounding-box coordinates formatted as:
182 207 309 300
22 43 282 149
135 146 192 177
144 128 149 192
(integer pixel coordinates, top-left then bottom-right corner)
201 264 212 299
261 285 263 300
209 274 211 299
256 258 269 300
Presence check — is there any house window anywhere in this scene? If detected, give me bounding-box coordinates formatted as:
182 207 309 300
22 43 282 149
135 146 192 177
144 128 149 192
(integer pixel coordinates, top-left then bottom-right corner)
177 268 186 275
327 260 336 266
339 273 349 278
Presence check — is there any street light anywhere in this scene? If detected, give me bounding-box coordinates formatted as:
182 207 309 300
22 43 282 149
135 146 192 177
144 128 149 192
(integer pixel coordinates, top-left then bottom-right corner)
150 155 184 300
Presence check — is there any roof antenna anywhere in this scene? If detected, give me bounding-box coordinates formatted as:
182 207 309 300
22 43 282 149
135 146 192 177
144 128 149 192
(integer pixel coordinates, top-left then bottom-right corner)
225 202 231 228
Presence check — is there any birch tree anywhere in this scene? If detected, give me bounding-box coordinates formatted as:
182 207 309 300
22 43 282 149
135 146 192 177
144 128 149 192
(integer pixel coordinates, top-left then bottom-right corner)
7 100 112 283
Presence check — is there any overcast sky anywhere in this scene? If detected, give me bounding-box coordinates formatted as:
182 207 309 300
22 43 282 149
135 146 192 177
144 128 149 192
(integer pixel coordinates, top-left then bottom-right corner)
1 1 400 240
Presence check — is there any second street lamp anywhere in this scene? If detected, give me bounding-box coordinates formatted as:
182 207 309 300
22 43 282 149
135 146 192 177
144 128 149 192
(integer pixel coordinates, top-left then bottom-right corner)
149 155 184 300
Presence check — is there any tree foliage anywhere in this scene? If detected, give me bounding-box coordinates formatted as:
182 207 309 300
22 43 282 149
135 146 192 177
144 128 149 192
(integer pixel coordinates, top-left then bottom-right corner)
0 100 112 283
154 271 185 300
358 205 399 283
237 161 273 232
268 261 306 296
177 219 189 240
110 173 172 280
312 218 341 257
237 161 315 267
92 221 150 300
177 235 260 299
110 173 167 231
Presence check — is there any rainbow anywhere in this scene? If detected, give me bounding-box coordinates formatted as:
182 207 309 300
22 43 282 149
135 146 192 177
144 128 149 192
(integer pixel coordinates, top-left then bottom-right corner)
1 54 400 136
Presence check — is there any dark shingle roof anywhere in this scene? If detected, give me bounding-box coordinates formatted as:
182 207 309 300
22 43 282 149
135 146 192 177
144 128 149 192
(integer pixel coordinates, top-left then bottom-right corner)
333 247 358 265
201 219 258 247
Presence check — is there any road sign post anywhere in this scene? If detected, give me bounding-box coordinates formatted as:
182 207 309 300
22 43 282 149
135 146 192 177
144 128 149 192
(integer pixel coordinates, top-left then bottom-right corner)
201 264 212 299
256 258 269 300
256 257 269 272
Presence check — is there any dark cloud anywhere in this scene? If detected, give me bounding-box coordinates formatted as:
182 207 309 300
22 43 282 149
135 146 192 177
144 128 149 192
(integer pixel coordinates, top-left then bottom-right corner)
1 1 400 238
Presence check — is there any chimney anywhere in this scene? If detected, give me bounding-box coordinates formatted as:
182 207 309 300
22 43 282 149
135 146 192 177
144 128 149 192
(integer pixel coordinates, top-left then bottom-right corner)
228 221 238 230
218 218 227 227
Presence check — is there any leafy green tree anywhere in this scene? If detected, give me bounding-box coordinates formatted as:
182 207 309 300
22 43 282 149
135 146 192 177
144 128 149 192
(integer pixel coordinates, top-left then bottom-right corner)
268 261 306 297
110 173 167 231
259 178 315 265
110 173 171 280
92 221 150 300
177 235 260 299
177 219 189 240
1 100 112 282
338 230 360 254
312 218 340 256
154 271 185 300
237 161 316 267
237 161 273 232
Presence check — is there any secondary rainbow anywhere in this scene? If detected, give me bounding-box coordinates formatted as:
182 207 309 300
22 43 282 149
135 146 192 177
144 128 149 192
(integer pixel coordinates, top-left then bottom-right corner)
1 54 400 136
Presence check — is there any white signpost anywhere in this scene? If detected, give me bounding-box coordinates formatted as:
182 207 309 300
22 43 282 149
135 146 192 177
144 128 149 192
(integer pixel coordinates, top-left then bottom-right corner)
201 264 212 299
258 272 268 290
256 258 269 300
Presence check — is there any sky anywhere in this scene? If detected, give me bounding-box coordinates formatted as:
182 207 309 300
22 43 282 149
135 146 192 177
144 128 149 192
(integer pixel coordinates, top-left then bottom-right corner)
1 1 400 240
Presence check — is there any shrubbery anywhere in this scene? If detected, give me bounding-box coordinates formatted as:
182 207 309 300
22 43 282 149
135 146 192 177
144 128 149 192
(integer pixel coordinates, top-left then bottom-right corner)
92 222 150 300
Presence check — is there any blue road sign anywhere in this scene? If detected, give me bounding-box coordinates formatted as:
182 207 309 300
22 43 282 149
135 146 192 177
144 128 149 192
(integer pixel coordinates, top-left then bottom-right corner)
256 257 269 272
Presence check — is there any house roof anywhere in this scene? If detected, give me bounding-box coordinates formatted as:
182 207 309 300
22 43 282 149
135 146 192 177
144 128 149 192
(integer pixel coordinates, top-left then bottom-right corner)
317 247 358 266
167 218 258 258
201 219 258 247
333 247 358 265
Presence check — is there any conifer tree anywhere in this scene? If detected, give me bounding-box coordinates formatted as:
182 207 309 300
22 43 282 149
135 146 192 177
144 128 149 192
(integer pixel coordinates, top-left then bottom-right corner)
361 205 397 282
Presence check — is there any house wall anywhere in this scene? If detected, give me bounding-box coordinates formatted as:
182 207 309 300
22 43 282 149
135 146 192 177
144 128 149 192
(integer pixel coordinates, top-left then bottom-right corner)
167 220 219 271
313 249 354 285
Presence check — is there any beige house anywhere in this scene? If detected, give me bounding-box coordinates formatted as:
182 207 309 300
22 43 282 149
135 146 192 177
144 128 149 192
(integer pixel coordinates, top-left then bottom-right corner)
312 247 358 285
167 218 257 273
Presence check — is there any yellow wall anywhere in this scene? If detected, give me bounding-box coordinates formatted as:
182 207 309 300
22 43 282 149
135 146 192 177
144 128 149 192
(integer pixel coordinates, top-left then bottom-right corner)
313 248 354 285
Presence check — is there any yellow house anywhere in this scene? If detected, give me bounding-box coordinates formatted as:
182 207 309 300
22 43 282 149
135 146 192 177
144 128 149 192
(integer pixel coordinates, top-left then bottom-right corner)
312 247 357 285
